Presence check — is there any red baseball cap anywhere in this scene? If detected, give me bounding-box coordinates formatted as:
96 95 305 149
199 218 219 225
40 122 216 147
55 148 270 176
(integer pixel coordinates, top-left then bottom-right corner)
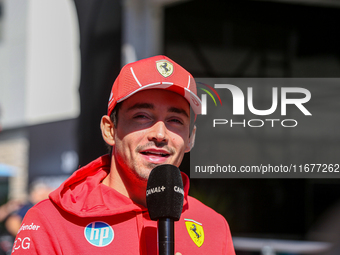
107 55 201 116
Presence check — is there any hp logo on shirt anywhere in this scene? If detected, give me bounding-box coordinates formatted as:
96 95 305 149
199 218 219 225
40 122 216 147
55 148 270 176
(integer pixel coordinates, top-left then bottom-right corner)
84 222 114 247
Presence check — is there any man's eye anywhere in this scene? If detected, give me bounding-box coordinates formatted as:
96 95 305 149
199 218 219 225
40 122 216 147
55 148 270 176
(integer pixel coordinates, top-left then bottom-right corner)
169 118 183 125
133 114 149 119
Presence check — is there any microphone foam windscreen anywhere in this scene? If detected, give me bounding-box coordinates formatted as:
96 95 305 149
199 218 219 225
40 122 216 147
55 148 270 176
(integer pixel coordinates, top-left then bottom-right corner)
146 164 184 221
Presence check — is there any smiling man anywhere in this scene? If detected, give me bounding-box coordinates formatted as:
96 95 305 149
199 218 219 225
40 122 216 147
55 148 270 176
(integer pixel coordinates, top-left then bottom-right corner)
12 56 235 254
101 89 193 208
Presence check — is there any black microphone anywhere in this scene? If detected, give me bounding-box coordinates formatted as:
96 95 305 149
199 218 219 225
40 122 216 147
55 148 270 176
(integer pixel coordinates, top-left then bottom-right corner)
146 164 184 255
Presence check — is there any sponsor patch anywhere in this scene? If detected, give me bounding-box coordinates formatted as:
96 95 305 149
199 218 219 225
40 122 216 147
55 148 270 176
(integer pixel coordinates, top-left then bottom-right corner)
12 237 31 252
185 219 205 247
84 222 114 247
18 223 40 234
156 60 173 77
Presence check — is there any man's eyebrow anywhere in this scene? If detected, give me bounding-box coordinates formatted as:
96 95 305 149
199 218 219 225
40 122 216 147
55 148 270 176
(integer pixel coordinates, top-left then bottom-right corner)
126 103 189 118
127 103 154 111
168 107 189 118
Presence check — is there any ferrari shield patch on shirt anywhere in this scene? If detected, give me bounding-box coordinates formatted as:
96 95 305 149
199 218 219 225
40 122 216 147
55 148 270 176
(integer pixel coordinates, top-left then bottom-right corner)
156 60 173 77
184 219 205 247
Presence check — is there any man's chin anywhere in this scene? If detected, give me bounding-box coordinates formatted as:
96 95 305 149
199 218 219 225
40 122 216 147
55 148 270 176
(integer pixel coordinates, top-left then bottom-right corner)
138 163 161 180
134 160 178 182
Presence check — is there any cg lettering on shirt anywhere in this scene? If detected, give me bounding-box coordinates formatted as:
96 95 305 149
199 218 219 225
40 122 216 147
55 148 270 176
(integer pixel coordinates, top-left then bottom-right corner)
84 222 114 247
12 237 31 253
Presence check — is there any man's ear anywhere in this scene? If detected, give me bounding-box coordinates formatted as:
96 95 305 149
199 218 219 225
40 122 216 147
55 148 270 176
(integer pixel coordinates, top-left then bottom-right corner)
100 115 115 146
185 125 196 152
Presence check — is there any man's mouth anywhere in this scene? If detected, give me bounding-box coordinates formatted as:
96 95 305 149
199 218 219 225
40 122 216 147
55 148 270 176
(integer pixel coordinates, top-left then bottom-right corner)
140 150 170 157
138 146 174 164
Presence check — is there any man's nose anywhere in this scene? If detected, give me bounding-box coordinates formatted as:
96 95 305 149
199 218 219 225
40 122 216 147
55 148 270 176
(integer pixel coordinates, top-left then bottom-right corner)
148 121 168 143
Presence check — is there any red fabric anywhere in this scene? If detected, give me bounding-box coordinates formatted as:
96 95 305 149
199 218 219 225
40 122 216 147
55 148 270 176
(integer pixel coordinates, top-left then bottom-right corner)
12 155 235 254
107 55 201 116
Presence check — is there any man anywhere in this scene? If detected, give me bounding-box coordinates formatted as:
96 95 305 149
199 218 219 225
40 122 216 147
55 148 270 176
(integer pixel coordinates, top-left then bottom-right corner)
12 55 235 254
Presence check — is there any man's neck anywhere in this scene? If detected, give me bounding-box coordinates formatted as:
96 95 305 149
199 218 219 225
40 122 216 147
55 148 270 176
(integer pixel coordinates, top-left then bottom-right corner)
102 158 147 208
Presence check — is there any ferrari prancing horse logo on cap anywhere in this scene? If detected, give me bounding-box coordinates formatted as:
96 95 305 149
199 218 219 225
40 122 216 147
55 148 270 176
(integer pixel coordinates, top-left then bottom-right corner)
156 60 173 78
185 219 205 247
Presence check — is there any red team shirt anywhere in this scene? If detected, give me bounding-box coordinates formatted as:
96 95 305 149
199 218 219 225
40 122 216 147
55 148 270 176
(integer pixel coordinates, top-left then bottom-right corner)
12 155 235 254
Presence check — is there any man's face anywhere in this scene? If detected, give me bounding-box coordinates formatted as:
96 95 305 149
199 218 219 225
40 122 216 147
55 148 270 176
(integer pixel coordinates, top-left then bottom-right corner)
112 89 193 182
